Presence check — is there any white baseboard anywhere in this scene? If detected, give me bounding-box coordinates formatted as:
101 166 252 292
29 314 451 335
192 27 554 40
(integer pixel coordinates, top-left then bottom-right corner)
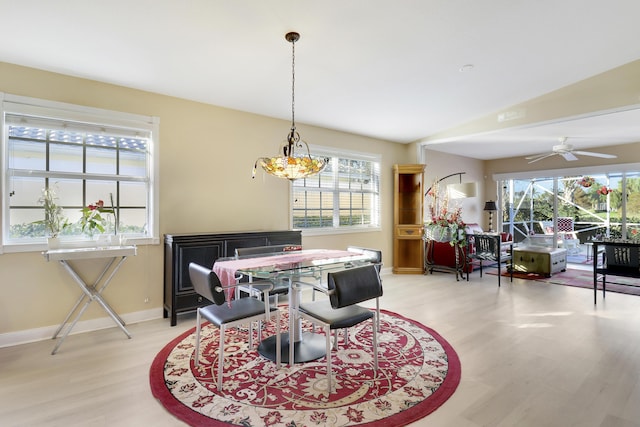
2 269 392 349
0 308 164 349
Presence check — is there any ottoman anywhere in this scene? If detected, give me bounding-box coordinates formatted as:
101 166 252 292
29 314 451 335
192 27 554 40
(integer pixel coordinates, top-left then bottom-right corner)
512 246 567 277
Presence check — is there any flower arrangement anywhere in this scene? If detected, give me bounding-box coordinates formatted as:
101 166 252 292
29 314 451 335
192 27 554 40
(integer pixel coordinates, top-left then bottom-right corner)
80 194 117 236
34 186 69 238
580 176 595 187
425 179 466 246
596 186 612 196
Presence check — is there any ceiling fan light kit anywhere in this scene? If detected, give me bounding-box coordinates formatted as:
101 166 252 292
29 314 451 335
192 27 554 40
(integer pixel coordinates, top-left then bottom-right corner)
525 137 617 164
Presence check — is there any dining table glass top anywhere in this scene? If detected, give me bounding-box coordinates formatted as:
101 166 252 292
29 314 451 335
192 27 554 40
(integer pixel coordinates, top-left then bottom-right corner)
213 249 374 285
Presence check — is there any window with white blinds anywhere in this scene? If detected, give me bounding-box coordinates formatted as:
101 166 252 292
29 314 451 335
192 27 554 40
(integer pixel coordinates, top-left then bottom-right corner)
1 93 159 249
292 148 381 232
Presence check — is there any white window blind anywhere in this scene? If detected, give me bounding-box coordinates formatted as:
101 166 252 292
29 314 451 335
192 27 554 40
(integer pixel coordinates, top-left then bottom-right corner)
292 147 381 232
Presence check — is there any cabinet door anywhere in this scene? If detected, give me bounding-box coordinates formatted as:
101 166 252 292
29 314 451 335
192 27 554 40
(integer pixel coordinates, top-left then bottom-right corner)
177 241 224 293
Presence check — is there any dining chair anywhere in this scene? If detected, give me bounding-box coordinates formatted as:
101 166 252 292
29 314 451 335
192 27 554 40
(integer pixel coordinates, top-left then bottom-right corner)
347 246 383 331
466 234 513 286
297 264 383 393
188 262 281 391
234 244 303 305
311 246 383 306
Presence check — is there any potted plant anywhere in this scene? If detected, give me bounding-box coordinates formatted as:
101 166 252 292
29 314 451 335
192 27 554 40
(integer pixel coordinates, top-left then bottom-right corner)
580 176 595 187
80 199 113 238
424 179 467 246
35 186 69 248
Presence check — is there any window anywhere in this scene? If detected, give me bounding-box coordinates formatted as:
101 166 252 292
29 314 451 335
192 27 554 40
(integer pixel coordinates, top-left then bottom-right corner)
292 147 380 233
496 164 640 244
1 93 159 251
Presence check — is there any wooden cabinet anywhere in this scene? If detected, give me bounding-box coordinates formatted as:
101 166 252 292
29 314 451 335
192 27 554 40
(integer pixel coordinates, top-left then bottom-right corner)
393 164 426 274
164 230 301 325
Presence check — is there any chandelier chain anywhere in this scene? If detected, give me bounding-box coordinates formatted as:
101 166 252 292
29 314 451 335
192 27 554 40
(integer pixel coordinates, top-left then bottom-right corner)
290 37 296 132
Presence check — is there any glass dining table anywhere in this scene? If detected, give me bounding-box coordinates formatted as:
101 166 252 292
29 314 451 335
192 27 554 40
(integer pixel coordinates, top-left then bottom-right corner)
212 249 376 364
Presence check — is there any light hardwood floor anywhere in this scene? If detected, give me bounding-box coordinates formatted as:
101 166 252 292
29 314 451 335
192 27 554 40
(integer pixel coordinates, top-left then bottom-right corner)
2 269 640 427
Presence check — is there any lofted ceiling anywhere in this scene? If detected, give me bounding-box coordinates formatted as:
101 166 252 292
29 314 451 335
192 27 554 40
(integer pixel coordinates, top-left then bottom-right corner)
1 1 640 160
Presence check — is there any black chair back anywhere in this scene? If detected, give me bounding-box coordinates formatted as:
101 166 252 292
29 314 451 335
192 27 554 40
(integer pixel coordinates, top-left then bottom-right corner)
605 245 640 272
474 234 499 258
188 262 226 306
235 244 302 257
327 264 382 309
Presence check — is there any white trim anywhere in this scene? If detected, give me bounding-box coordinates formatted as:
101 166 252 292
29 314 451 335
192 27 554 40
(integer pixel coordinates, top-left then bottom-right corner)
493 162 640 181
300 226 382 237
3 93 156 130
0 307 163 348
310 144 381 162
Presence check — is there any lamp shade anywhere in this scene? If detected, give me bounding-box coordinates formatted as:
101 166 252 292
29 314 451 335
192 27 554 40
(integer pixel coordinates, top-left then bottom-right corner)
484 200 497 211
448 182 477 199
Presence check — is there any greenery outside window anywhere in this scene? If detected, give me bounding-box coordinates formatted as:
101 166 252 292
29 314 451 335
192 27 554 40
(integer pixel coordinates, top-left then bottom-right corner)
1 93 160 252
497 165 640 244
291 147 381 233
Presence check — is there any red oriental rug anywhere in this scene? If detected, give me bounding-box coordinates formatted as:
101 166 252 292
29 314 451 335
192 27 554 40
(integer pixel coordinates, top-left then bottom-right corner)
150 309 461 426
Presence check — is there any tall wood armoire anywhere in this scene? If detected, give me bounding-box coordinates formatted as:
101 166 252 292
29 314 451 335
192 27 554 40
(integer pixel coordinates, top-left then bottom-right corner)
393 164 426 274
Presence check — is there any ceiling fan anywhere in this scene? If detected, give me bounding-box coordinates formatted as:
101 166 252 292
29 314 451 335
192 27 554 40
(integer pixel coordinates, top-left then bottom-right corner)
525 137 617 163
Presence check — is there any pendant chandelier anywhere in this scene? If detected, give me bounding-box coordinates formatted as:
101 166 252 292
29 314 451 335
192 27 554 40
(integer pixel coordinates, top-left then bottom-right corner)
253 32 329 181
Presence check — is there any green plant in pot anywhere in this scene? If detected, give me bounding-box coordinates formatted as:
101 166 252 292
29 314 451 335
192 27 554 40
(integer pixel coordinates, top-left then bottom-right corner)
424 178 467 246
34 186 69 247
80 199 113 237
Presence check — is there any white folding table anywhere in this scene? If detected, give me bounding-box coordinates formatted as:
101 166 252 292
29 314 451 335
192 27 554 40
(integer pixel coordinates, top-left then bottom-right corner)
43 245 137 354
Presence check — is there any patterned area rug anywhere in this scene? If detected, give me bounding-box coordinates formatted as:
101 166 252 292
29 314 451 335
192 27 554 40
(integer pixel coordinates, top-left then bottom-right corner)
150 309 461 427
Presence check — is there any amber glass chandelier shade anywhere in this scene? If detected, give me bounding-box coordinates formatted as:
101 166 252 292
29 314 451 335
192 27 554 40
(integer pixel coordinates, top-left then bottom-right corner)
256 155 328 180
253 130 328 181
253 31 329 181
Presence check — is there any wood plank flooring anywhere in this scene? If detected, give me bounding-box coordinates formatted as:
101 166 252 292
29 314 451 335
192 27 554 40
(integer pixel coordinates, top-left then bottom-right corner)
1 269 640 426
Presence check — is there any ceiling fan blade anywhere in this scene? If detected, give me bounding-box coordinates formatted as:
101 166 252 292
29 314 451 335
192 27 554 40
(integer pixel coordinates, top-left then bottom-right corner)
527 153 556 163
525 153 549 160
561 152 579 161
573 150 617 159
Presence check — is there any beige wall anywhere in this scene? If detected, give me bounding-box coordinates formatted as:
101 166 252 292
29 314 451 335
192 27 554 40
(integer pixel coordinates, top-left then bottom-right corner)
0 62 410 337
421 150 486 228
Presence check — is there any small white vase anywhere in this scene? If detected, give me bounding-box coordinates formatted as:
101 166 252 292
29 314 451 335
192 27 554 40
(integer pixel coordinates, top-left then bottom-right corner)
96 234 110 249
47 237 60 249
109 234 124 246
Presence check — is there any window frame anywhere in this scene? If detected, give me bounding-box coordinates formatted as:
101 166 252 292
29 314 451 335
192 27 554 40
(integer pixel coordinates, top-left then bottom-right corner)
494 163 640 242
290 146 381 236
1 93 160 253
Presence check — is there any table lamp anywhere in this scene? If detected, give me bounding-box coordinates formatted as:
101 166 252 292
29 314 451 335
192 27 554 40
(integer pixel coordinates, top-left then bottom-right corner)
484 200 497 232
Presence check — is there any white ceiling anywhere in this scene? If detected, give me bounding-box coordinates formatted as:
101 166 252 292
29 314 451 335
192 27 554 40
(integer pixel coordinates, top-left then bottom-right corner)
1 0 640 160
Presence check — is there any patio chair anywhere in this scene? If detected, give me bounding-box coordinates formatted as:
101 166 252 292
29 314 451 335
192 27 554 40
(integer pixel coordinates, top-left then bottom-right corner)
466 234 513 286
